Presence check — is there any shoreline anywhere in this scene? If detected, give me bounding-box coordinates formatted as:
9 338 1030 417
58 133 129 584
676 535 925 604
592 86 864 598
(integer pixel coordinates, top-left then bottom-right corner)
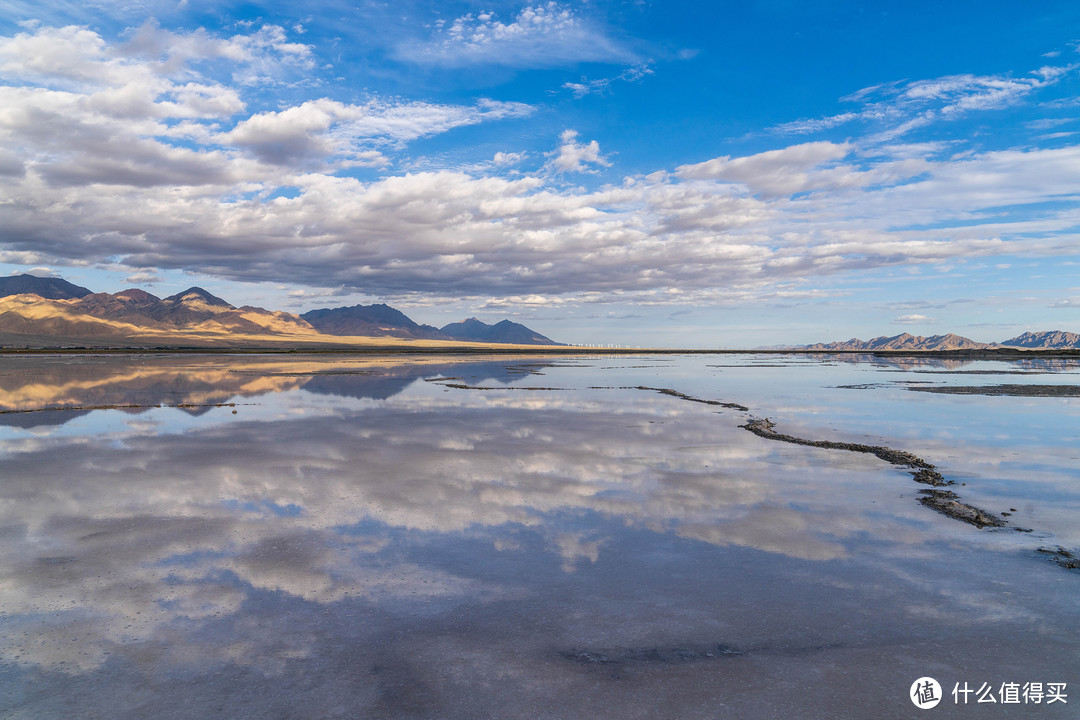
2 346 1080 359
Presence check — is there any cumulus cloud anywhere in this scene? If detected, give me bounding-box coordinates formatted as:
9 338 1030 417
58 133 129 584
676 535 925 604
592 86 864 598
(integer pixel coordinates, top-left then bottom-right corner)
547 129 610 173
124 270 162 284
220 97 531 166
3 25 1080 308
0 23 534 185
493 150 528 165
676 141 859 196
398 2 635 68
7 140 1078 304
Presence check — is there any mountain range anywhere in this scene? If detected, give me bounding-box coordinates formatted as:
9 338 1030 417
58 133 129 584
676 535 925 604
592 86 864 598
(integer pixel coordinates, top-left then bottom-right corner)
0 274 562 348
2 274 1076 351
798 331 1080 351
298 304 558 344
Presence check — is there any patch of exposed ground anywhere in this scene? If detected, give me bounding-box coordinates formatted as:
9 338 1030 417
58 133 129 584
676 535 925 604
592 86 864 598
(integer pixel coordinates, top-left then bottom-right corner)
583 384 1014 530
707 363 792 368
432 382 566 391
599 365 664 369
916 489 1010 528
440 370 1072 559
560 644 742 666
907 384 1080 397
907 369 1071 375
592 386 749 411
1037 546 1080 570
740 417 1007 528
741 418 944 480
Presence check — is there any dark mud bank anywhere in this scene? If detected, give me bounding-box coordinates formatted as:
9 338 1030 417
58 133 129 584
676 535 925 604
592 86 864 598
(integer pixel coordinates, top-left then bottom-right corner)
740 417 1007 528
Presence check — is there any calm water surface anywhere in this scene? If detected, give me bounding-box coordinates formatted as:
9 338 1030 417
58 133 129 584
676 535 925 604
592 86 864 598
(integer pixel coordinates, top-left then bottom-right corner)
0 353 1077 719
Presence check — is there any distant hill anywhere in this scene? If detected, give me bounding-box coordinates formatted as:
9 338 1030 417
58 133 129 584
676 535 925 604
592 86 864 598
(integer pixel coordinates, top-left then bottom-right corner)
440 317 560 345
163 287 233 309
1001 331 1080 349
301 306 561 345
301 303 449 340
0 284 316 344
0 274 564 348
800 330 1080 351
800 333 990 351
0 274 92 300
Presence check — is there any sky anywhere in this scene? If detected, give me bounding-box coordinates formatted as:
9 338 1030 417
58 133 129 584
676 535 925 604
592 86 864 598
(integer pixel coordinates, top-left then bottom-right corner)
1 1 1079 348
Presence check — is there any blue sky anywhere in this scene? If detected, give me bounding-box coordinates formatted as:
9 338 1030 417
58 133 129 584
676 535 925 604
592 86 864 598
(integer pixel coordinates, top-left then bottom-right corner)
1 1 1079 347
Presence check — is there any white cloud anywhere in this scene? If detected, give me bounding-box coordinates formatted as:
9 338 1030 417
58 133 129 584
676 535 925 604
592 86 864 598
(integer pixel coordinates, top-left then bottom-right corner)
480 294 566 308
893 314 933 325
7 138 1079 305
493 151 528 165
547 129 610 173
2 25 1080 309
0 21 313 94
774 65 1079 141
676 141 866 197
0 23 533 187
772 112 859 135
124 270 162 284
398 2 635 68
121 20 315 85
563 64 653 98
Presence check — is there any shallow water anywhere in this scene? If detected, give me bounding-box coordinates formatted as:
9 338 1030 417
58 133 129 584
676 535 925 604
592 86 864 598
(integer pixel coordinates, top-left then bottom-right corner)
0 353 1077 718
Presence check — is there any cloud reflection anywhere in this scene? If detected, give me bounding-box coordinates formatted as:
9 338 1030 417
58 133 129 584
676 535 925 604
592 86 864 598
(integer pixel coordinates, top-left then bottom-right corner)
1 353 1075 687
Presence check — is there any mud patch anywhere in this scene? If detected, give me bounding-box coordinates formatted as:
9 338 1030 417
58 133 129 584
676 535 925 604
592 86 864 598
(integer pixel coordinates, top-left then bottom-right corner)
917 489 1007 528
741 418 948 484
1037 546 1080 570
609 386 749 411
560 643 742 667
908 384 1080 397
434 383 566 391
739 418 1012 529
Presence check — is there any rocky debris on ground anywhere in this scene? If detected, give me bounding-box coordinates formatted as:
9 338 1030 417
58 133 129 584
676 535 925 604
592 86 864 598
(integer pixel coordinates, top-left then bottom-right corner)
1037 546 1080 570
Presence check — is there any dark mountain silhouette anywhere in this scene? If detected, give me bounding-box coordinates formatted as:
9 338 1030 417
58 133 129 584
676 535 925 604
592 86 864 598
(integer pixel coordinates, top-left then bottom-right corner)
1001 331 1080 349
439 318 489 340
301 305 560 345
301 303 449 340
440 317 560 345
0 274 92 300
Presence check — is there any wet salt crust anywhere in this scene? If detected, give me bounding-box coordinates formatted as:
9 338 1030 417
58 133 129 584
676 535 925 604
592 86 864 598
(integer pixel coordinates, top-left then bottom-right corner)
0 353 1077 719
